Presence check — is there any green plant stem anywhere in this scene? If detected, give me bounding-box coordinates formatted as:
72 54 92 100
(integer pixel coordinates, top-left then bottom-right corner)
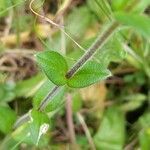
66 21 119 78
38 86 60 111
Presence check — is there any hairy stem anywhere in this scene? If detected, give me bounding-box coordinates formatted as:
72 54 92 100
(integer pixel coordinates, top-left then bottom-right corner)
38 86 60 111
66 21 119 78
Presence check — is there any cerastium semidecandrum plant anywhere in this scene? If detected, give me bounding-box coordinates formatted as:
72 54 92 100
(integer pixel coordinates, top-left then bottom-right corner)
14 21 119 128
14 0 118 127
13 0 148 145
37 21 119 111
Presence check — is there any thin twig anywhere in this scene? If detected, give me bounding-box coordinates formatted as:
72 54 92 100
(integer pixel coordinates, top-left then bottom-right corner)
124 138 138 150
66 94 76 145
29 0 92 55
77 112 96 150
29 0 63 28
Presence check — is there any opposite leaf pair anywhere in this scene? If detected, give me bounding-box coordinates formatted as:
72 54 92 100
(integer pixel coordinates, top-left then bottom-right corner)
36 51 111 88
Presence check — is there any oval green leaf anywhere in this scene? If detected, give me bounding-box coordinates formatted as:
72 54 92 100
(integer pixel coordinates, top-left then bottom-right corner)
36 51 68 86
67 61 111 88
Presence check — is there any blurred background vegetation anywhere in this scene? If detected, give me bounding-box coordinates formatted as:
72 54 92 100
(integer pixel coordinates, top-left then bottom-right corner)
0 0 150 149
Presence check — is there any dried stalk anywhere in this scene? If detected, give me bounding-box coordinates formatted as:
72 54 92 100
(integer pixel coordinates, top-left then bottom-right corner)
66 94 76 145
